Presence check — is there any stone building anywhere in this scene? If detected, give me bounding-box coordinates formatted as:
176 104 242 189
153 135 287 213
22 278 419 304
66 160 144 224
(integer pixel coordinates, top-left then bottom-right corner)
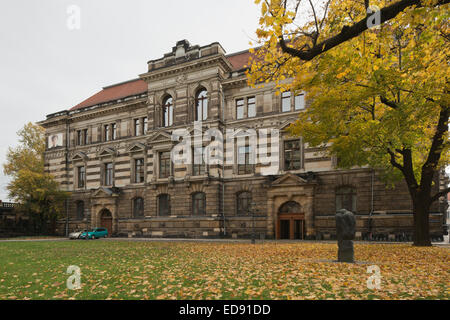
39 40 446 240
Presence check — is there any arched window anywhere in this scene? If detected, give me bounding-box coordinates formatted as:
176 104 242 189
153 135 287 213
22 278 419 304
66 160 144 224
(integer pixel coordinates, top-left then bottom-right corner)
236 192 252 215
158 194 170 216
192 192 206 216
162 96 174 127
76 201 84 220
195 89 208 121
279 201 301 214
336 187 356 212
133 197 144 217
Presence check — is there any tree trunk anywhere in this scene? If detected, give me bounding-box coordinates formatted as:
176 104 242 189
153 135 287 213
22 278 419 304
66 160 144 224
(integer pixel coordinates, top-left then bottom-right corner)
412 197 432 246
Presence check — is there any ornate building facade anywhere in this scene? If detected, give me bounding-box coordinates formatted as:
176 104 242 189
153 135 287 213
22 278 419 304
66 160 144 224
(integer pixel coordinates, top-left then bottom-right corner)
39 40 446 240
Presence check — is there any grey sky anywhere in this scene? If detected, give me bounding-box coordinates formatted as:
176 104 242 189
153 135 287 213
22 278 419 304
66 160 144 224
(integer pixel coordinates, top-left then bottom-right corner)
0 0 261 201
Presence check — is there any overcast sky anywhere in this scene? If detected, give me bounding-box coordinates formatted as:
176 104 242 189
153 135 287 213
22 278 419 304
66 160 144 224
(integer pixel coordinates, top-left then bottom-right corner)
0 0 261 201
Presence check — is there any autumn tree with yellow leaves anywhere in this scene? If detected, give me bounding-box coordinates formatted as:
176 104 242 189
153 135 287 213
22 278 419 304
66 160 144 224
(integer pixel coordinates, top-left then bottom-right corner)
247 0 449 246
3 123 68 234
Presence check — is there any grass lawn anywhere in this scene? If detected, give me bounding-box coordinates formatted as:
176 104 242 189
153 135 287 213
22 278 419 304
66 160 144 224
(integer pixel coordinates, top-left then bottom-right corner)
0 240 448 300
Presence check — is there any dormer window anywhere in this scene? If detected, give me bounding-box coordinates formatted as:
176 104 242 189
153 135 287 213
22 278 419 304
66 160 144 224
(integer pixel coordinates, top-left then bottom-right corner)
163 96 174 127
195 89 208 121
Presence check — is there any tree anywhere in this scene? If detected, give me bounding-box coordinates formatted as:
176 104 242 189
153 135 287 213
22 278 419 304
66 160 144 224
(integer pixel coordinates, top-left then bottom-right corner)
247 0 449 246
3 123 68 234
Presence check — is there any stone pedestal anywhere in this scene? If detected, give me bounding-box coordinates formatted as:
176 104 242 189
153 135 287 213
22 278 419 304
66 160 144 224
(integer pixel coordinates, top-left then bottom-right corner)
336 209 356 263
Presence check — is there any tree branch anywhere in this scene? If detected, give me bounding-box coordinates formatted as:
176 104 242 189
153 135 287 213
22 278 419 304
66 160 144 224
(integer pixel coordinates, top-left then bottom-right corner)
431 187 450 202
279 0 450 61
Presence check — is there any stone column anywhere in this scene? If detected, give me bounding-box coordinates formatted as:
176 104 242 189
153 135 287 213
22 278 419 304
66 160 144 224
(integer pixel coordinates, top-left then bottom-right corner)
266 197 275 239
305 195 315 238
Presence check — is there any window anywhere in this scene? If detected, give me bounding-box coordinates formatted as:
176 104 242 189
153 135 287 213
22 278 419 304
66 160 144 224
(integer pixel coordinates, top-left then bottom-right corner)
158 194 170 216
104 125 110 142
236 99 244 119
134 119 141 136
236 192 252 216
247 97 256 118
143 117 148 134
111 123 117 140
133 197 144 217
195 89 208 121
295 93 305 110
104 163 113 186
284 140 302 170
281 91 291 112
193 147 206 176
159 152 171 178
83 129 88 145
77 166 86 189
134 158 145 183
77 130 83 146
163 96 174 127
238 146 254 175
76 201 84 220
192 192 206 216
336 187 357 212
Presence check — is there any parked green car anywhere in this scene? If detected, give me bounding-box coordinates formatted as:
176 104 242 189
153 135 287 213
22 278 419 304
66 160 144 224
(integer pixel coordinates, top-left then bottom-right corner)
79 228 108 239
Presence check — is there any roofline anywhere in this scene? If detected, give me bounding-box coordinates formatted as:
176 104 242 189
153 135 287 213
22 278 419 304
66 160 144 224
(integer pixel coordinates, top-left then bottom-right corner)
102 78 143 90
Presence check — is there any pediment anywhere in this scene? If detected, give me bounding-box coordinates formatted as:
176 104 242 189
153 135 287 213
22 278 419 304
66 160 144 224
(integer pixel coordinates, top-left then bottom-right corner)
127 142 147 153
271 173 309 186
148 131 172 143
98 147 116 158
278 118 297 131
71 152 88 162
92 187 120 198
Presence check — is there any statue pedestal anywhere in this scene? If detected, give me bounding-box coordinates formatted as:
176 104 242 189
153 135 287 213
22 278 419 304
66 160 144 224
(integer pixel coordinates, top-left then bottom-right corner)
337 239 354 263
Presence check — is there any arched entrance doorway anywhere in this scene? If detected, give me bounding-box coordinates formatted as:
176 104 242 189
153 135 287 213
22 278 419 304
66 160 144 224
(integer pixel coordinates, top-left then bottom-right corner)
99 209 112 234
277 201 305 240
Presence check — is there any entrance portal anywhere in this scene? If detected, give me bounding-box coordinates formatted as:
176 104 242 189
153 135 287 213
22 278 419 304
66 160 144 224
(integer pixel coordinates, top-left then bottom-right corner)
100 209 112 234
277 201 305 240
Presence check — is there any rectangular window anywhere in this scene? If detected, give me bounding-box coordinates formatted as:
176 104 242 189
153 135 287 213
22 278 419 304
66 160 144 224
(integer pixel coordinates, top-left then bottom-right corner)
104 125 110 142
158 194 170 216
238 146 254 175
159 152 171 178
284 140 302 170
104 163 113 186
236 99 244 120
134 158 145 183
77 166 85 188
295 93 305 110
83 129 88 145
247 97 256 118
281 91 291 112
134 119 141 136
143 117 148 134
192 147 206 176
77 131 82 146
111 123 117 140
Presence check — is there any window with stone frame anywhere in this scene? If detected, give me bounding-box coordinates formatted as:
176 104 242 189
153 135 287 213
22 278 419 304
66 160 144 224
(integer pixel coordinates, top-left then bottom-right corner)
158 194 170 216
294 93 305 110
77 130 83 146
133 197 144 217
336 187 357 212
192 192 206 216
104 125 110 142
134 158 145 183
104 162 114 186
247 97 256 118
281 91 291 112
111 123 117 140
236 191 252 215
77 166 86 189
143 117 148 134
238 146 254 175
76 201 84 220
83 129 88 145
134 119 141 136
162 96 174 127
192 147 206 176
236 98 244 119
284 140 302 170
195 89 208 121
159 151 171 179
